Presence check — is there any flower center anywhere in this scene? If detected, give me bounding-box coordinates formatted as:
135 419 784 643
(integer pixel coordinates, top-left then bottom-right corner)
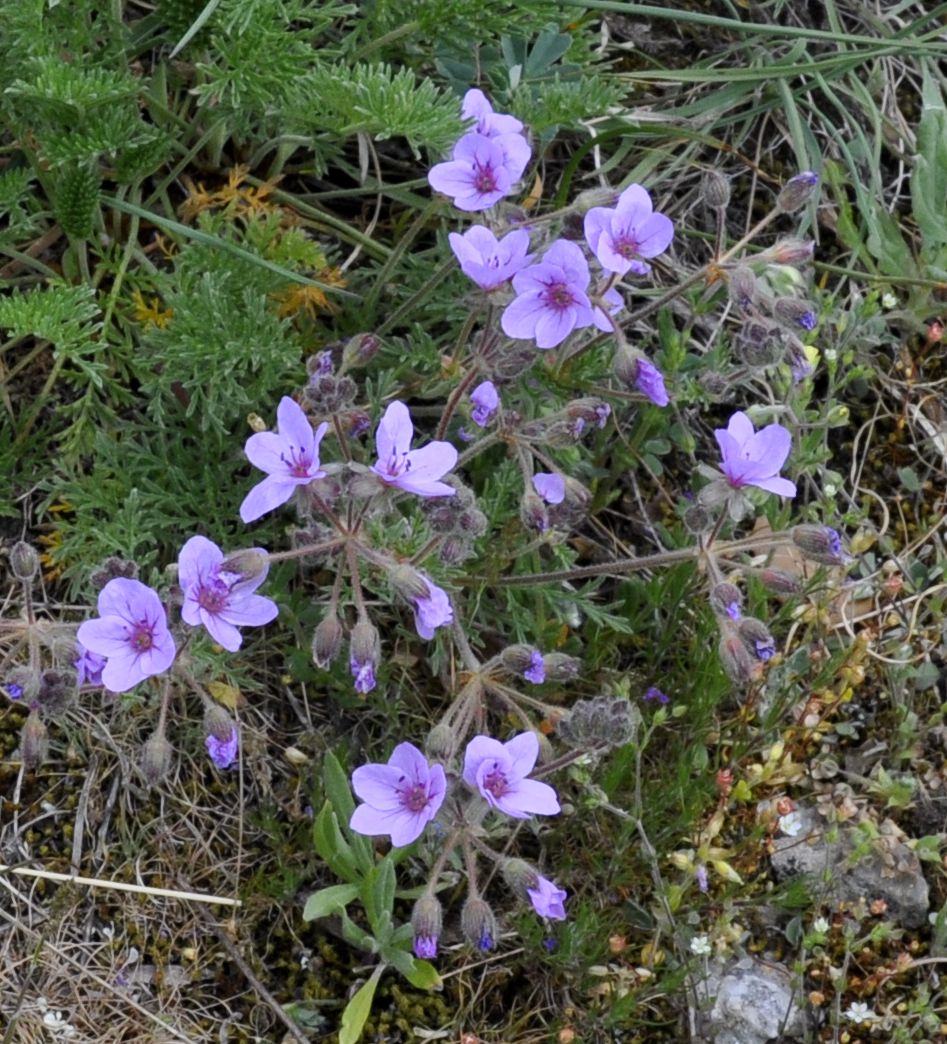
401 782 430 812
197 576 231 614
129 621 154 652
473 163 498 194
281 445 312 478
542 282 575 311
482 768 508 799
614 233 641 260
382 451 410 478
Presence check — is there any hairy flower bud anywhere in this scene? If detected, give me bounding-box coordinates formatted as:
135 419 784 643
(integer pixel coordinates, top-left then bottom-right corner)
7 665 40 704
754 568 804 595
728 266 757 313
204 703 235 744
141 731 173 786
388 563 430 603
425 722 454 763
542 653 581 682
572 186 621 214
701 169 731 209
21 711 48 769
710 582 742 621
461 896 497 952
499 645 536 676
791 524 851 566
773 297 817 331
559 696 639 750
735 317 784 368
411 893 443 959
219 548 268 586
90 557 137 589
311 614 343 669
766 238 815 266
737 616 776 661
10 540 40 582
776 171 819 212
501 858 540 898
37 669 76 716
342 333 381 370
718 630 760 685
520 492 549 533
350 618 381 694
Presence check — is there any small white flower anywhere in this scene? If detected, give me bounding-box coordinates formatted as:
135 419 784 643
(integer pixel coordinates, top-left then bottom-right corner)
690 934 712 956
844 1001 878 1023
42 1010 78 1038
778 810 804 837
812 917 830 934
881 292 897 310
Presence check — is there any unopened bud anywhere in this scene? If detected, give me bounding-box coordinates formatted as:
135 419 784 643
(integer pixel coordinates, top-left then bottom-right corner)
755 568 803 595
699 370 730 398
500 645 536 675
311 614 343 669
773 297 817 331
791 524 851 566
411 894 443 959
21 711 48 769
349 618 380 694
566 398 611 430
728 266 757 313
542 653 581 682
776 171 819 212
219 548 268 586
461 896 497 952
204 703 235 743
683 504 713 534
342 333 380 369
701 169 730 209
10 541 40 582
737 616 776 661
520 492 549 533
572 187 620 214
558 696 638 750
7 665 40 704
141 731 173 785
718 630 759 685
90 557 137 589
501 858 540 898
425 722 454 762
37 669 76 716
767 238 814 266
735 317 784 368
709 582 742 620
388 563 430 603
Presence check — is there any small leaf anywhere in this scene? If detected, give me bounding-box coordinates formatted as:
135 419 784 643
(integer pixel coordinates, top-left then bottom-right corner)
339 965 384 1044
303 883 360 922
323 751 356 822
403 958 441 991
207 680 242 710
313 802 359 882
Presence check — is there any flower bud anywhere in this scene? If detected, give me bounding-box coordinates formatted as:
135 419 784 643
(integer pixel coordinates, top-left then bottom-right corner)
735 317 784 368
349 618 380 694
709 582 742 621
566 398 611 430
501 858 540 898
306 349 336 377
791 524 851 566
10 541 40 582
728 266 757 313
21 711 48 769
311 613 343 669
776 171 819 212
204 703 235 743
461 896 497 952
141 731 173 785
219 548 268 586
388 563 430 603
7 665 40 704
766 238 814 266
542 653 581 682
411 894 443 959
773 297 816 331
701 169 731 209
520 492 549 533
755 568 803 595
425 722 455 762
699 370 730 398
683 503 713 534
90 557 137 589
571 186 621 214
737 616 776 661
499 645 536 675
37 669 76 716
718 630 759 685
341 333 380 369
558 696 638 750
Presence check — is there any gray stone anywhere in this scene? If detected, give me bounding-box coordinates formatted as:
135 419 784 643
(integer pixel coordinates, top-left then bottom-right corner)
697 957 807 1043
770 805 930 929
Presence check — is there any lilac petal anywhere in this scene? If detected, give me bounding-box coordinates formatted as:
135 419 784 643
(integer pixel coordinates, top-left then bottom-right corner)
388 741 428 780
220 594 279 629
532 473 566 504
97 577 156 621
375 401 412 464
725 411 756 445
388 810 430 847
504 778 561 816
201 612 243 652
542 240 590 287
352 763 407 809
137 634 177 677
594 234 636 275
244 431 290 474
714 428 742 467
239 475 298 523
501 291 547 339
527 876 568 920
750 424 792 471
414 580 453 639
396 474 457 498
749 475 797 497
495 131 531 180
461 88 491 121
76 617 132 657
101 652 148 693
350 802 403 838
403 442 458 483
634 212 675 257
425 764 447 806
177 535 221 590
276 396 315 455
583 208 612 255
615 183 654 214
463 735 505 788
533 306 577 349
504 731 539 779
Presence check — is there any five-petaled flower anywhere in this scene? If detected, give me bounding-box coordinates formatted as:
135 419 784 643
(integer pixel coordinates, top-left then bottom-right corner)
413 576 454 639
715 411 796 498
502 239 595 349
77 579 176 693
449 226 534 291
584 183 674 276
632 357 670 407
371 401 458 497
178 536 278 652
240 396 328 523
350 742 447 847
428 133 514 212
462 731 560 819
527 875 568 920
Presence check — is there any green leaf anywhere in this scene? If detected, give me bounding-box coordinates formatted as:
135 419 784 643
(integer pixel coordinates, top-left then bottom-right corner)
339 909 377 953
302 883 360 922
361 857 396 937
402 958 441 990
913 65 947 251
323 751 357 821
524 30 572 76
339 965 384 1044
313 802 359 882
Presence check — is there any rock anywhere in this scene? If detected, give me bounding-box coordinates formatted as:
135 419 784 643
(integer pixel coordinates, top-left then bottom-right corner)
697 957 807 1043
770 804 930 929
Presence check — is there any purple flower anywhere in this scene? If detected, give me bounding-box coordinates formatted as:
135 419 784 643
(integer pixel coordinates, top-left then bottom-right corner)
428 133 514 211
349 742 447 847
527 875 568 920
799 311 817 331
206 726 239 769
75 643 106 687
351 658 376 694
501 239 595 349
239 397 329 523
178 536 278 652
470 380 499 427
524 650 545 684
5 682 23 701
414 934 438 959
460 89 531 181
755 638 776 661
715 412 796 498
584 184 674 276
532 473 566 505
633 357 670 407
77 579 176 693
371 401 458 497
462 732 560 819
643 686 669 704
449 226 533 291
592 286 625 333
696 864 709 893
413 576 453 639
725 602 741 622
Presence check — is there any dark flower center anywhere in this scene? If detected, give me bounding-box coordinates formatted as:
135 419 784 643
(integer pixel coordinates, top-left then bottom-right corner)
482 767 508 799
473 163 498 194
129 621 154 652
542 282 575 311
197 576 231 614
614 234 641 260
401 782 430 812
